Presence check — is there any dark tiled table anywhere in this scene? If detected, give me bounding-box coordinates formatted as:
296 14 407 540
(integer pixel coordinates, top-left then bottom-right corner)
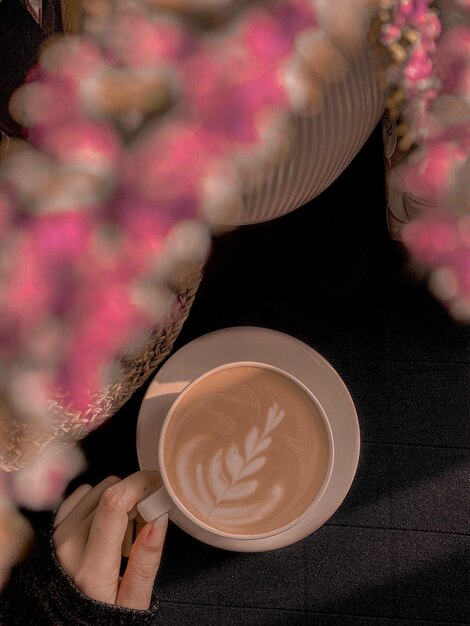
77 125 469 625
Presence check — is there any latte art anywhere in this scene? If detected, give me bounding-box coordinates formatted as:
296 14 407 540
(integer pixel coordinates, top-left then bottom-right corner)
163 365 330 536
176 403 285 525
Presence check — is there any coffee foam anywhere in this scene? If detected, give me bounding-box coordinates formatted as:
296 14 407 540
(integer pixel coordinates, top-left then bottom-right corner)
163 365 329 536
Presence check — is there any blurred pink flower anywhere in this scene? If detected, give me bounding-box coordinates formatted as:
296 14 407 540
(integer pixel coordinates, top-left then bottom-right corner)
109 9 188 68
404 213 470 320
38 120 121 177
10 445 85 510
400 141 468 206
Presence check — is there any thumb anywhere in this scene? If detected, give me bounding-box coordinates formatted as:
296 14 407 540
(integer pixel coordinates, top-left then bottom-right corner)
116 514 168 610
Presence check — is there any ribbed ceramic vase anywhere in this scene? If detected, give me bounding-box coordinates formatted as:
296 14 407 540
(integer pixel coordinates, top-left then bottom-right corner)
233 42 384 225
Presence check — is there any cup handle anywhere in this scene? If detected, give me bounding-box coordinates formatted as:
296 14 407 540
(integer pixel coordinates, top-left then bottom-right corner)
137 485 174 523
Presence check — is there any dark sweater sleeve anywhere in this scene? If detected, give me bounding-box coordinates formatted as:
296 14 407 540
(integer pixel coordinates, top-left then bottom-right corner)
0 514 159 626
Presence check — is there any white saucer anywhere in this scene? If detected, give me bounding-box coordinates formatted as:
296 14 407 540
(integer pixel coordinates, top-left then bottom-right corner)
136 327 360 551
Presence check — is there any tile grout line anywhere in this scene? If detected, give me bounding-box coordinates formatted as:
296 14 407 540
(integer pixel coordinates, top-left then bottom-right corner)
361 440 470 452
324 522 470 538
158 600 468 625
329 356 470 366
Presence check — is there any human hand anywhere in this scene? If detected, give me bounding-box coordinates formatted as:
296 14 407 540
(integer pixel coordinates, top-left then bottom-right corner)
53 471 168 610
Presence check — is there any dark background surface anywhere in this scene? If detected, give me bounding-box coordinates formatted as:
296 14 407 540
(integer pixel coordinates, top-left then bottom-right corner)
74 125 469 625
0 0 62 136
0 0 45 136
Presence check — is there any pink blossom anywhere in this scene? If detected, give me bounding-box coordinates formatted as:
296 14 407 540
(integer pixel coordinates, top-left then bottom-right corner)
436 26 470 95
404 216 458 264
31 212 93 265
401 141 468 205
415 11 441 42
40 38 105 86
126 121 211 202
38 120 121 175
405 49 433 83
109 10 188 68
11 446 85 510
382 24 402 44
404 213 470 313
2 235 54 338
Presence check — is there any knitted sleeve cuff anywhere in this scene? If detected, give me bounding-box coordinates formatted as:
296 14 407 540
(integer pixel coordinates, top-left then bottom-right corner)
2 514 159 626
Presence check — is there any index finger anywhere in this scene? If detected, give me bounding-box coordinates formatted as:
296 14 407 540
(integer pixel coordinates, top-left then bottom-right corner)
82 471 161 578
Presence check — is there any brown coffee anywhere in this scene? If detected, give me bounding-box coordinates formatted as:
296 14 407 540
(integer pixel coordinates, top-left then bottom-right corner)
163 365 330 536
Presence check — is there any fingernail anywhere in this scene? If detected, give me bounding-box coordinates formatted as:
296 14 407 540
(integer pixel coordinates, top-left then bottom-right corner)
148 514 168 548
152 513 168 529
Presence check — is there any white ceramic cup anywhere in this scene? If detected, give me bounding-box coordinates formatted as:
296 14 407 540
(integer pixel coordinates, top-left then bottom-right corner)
137 361 334 542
